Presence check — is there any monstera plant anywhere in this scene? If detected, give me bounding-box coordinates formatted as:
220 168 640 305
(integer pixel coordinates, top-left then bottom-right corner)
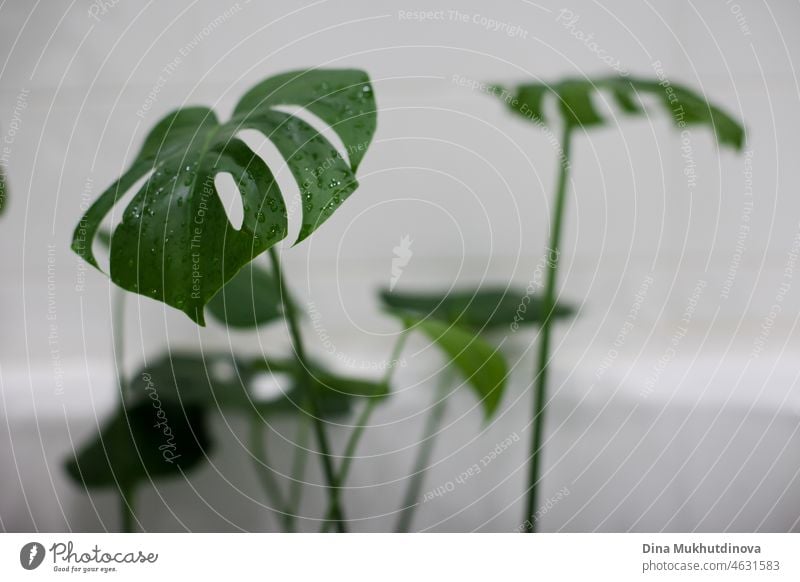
492 76 745 532
68 68 377 532
66 68 512 533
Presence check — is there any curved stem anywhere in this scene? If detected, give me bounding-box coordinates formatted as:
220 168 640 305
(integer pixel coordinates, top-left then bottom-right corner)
394 369 452 533
249 411 291 531
321 330 408 532
524 125 572 533
267 247 348 532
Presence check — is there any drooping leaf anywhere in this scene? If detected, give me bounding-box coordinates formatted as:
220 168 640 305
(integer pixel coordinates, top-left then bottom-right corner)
64 401 211 490
206 260 283 329
72 69 377 325
495 76 744 150
395 314 507 419
380 287 574 331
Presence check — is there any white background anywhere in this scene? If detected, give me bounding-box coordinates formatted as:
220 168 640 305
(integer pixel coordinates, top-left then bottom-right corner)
1 0 800 532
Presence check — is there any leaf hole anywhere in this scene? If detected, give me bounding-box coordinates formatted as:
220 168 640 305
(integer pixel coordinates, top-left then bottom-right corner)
274 105 351 167
214 172 244 230
237 129 302 242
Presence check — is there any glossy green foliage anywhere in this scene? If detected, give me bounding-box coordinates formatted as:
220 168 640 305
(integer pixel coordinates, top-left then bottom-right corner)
206 260 283 329
380 287 574 331
72 69 377 325
495 76 745 150
64 401 211 490
396 314 507 419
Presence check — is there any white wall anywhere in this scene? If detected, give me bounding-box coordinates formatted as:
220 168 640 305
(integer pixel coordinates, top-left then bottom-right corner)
1 0 800 532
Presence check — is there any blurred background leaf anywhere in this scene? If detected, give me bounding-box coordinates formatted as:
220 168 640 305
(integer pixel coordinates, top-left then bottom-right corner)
393 313 508 419
495 76 745 150
380 287 574 331
206 261 284 329
64 401 211 491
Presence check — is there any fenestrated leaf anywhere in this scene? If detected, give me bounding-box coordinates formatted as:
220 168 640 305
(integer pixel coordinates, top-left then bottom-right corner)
395 314 508 419
64 401 211 490
206 260 283 329
380 287 574 331
557 79 605 127
510 83 548 124
72 69 377 325
495 76 744 149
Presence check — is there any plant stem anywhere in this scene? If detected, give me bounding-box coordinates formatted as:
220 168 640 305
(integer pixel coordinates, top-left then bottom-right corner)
285 414 310 531
338 331 408 483
120 487 136 533
321 330 408 532
524 124 572 533
394 369 452 533
248 410 291 531
267 247 348 532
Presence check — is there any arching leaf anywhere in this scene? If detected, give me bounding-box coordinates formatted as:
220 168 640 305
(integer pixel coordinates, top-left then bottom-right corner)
380 287 574 331
394 314 508 419
64 401 211 490
72 69 377 325
495 76 744 149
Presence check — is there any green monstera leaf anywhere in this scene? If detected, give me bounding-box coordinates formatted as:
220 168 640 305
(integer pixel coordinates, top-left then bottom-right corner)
394 314 508 419
380 287 574 331
64 401 211 491
495 76 744 149
72 69 377 325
